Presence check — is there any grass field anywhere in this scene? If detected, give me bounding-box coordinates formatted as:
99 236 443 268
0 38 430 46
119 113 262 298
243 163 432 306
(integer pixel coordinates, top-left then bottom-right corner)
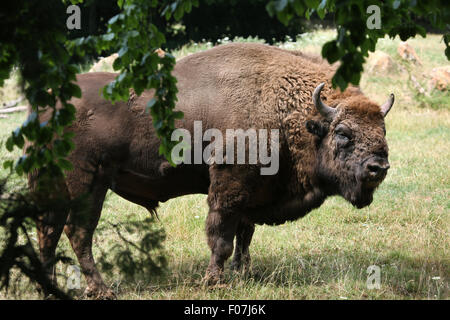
0 30 449 299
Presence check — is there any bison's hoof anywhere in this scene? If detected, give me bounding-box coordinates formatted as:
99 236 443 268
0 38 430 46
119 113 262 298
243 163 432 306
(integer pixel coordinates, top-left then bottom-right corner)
230 260 243 272
203 268 223 286
84 286 116 300
230 256 251 273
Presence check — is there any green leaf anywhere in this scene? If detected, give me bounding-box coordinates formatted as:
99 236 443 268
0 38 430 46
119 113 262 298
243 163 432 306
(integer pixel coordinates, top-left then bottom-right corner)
317 7 326 19
275 0 288 12
3 160 13 170
102 33 115 41
305 0 320 8
5 137 14 152
266 2 276 17
13 128 25 148
108 14 121 25
118 46 128 57
154 120 163 130
58 158 73 171
292 1 305 16
322 40 341 63
71 83 82 98
172 111 184 120
146 98 156 109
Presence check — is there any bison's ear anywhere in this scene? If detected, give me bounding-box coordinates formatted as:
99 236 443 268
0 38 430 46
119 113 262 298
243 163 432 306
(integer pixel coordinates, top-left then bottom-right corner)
305 120 328 138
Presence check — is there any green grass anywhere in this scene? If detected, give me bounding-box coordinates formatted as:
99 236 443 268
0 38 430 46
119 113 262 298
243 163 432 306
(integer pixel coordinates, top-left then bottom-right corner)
0 30 449 300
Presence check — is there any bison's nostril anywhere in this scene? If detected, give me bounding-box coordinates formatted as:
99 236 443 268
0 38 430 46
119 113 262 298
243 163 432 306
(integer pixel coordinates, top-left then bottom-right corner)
367 164 381 174
366 162 389 178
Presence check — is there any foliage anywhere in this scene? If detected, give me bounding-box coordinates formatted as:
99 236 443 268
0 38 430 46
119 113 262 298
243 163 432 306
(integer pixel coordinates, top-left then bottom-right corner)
1 0 198 174
0 1 83 177
88 0 196 161
65 0 121 41
177 0 307 45
0 178 78 299
64 0 307 50
267 0 450 90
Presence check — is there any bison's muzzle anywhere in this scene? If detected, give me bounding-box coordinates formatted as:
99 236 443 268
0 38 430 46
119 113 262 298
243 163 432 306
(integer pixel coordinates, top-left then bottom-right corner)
362 157 390 184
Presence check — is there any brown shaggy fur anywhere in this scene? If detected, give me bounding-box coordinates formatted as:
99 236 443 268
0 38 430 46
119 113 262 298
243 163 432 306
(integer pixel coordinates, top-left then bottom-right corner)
29 43 393 298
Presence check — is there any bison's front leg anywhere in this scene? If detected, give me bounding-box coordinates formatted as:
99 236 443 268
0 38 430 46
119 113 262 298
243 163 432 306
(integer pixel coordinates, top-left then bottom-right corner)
204 208 240 285
205 164 255 284
230 220 255 272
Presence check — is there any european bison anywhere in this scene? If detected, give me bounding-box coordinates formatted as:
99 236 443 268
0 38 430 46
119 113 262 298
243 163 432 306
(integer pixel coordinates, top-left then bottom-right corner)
31 43 394 298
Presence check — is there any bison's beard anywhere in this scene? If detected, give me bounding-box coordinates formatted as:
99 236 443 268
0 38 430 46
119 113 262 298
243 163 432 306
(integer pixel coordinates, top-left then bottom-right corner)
342 179 377 209
321 167 384 209
350 187 375 208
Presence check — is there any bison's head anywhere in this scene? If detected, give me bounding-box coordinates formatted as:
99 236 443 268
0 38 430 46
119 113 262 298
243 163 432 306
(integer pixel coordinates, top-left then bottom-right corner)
306 83 394 208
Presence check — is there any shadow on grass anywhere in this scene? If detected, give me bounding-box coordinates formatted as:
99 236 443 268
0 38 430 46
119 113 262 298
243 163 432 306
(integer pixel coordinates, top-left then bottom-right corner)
114 247 448 299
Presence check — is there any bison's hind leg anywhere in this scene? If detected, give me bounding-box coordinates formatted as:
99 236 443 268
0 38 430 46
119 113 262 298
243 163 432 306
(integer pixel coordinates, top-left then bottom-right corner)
64 188 115 299
35 208 70 297
31 176 71 298
63 163 116 299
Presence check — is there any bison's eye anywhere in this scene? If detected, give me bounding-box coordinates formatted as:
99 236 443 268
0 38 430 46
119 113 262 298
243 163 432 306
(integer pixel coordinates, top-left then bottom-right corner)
336 132 349 143
337 132 349 139
335 125 352 146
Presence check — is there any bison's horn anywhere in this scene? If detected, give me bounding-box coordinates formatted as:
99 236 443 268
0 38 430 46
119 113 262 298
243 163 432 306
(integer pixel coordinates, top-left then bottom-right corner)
312 83 336 120
380 93 395 117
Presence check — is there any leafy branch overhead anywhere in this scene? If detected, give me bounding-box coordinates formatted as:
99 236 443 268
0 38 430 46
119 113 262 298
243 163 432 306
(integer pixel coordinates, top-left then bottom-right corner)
74 0 198 163
1 0 198 177
1 1 83 177
267 0 450 90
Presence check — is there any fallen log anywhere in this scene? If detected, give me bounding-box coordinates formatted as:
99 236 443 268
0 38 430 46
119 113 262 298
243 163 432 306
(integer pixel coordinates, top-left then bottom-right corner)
0 105 27 113
2 96 24 109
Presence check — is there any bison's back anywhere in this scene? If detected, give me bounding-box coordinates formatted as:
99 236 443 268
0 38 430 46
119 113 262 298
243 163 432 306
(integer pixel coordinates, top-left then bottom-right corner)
172 43 334 130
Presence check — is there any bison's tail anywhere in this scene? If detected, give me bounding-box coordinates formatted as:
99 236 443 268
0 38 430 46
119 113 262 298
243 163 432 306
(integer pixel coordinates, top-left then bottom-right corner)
148 205 161 221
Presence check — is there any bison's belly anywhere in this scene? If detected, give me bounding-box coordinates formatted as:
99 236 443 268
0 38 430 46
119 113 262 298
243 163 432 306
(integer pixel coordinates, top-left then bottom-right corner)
111 165 210 209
